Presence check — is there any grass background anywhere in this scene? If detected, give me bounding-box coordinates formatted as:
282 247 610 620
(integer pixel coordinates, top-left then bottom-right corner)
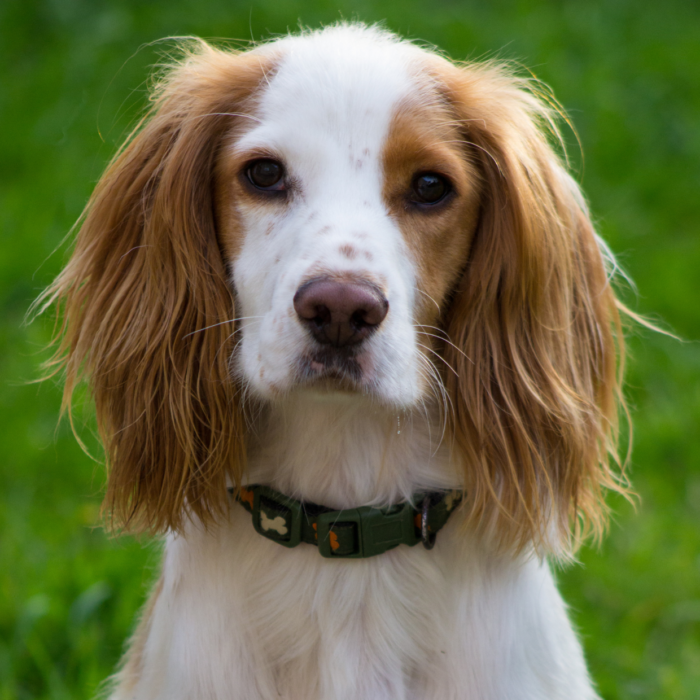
1 0 698 697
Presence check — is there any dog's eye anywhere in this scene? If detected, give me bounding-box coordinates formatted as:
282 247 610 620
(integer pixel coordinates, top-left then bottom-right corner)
247 159 285 190
412 173 450 205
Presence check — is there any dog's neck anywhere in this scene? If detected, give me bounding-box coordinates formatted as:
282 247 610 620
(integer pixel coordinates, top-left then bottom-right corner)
245 391 460 510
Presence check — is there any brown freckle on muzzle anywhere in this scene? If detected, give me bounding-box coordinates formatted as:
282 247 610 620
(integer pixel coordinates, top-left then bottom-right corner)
339 244 358 260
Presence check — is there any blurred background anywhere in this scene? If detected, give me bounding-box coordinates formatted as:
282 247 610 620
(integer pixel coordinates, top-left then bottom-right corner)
1 0 698 698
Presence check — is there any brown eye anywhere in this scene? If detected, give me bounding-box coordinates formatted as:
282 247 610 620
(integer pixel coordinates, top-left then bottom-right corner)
412 173 450 205
247 159 285 190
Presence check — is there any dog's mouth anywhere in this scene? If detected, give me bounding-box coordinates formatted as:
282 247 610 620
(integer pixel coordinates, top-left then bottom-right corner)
297 348 365 392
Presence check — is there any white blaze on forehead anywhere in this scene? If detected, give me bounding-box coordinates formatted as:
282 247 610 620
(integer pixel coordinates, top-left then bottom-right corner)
238 26 422 183
231 26 429 406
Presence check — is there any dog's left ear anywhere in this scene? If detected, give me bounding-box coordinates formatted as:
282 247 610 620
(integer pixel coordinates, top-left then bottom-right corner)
434 61 626 553
39 44 273 534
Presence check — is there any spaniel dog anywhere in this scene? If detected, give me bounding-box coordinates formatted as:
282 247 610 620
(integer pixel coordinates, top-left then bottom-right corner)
43 24 625 700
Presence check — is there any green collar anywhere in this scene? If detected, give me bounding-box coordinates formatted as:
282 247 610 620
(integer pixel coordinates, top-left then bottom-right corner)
231 484 462 559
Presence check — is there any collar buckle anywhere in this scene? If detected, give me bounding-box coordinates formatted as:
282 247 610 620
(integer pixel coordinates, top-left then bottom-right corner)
316 501 419 558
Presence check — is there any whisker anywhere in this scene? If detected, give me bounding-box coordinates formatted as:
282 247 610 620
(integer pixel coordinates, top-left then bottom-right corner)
414 324 448 335
184 111 263 125
416 351 451 418
415 366 439 452
183 316 264 339
416 341 459 378
414 287 441 313
416 353 452 451
414 328 474 364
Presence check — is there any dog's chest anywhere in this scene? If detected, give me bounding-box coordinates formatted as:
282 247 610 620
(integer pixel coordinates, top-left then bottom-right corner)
130 514 597 700
157 510 452 698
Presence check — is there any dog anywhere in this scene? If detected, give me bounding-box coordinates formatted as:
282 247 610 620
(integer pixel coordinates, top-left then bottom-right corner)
42 23 626 699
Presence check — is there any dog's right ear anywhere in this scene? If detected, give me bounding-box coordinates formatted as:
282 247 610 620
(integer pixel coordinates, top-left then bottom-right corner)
37 43 274 534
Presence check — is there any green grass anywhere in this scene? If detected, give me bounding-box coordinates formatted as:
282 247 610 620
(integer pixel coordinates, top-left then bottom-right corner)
1 0 698 698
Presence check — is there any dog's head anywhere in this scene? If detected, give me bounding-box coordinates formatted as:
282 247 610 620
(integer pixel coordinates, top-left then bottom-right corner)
43 25 624 551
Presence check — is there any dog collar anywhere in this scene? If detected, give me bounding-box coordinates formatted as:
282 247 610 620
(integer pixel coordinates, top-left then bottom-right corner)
231 484 462 558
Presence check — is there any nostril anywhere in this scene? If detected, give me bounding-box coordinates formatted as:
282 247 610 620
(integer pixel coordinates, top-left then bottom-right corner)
350 309 367 331
358 300 388 328
350 307 381 332
293 277 388 348
311 305 331 329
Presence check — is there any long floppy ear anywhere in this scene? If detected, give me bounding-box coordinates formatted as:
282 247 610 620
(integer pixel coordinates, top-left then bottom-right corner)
438 62 626 554
39 42 272 534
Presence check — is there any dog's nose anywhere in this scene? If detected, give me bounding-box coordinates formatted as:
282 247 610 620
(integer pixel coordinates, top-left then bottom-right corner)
293 278 389 347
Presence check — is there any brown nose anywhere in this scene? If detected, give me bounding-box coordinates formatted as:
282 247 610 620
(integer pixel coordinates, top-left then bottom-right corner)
293 278 389 347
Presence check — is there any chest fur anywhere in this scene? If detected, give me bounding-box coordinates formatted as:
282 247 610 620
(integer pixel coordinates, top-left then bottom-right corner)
121 513 596 700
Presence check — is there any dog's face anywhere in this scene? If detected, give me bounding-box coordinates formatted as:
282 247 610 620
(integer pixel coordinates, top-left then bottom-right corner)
217 30 480 405
44 25 624 551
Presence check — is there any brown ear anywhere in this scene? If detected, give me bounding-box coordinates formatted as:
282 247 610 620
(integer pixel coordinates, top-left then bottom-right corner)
41 43 272 534
438 62 626 553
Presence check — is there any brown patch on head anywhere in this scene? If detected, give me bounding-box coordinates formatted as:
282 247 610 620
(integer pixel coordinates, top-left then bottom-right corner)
381 89 481 330
215 52 282 264
339 244 358 260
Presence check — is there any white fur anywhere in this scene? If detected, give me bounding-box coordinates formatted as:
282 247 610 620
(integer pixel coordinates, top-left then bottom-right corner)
232 26 424 406
108 25 600 700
